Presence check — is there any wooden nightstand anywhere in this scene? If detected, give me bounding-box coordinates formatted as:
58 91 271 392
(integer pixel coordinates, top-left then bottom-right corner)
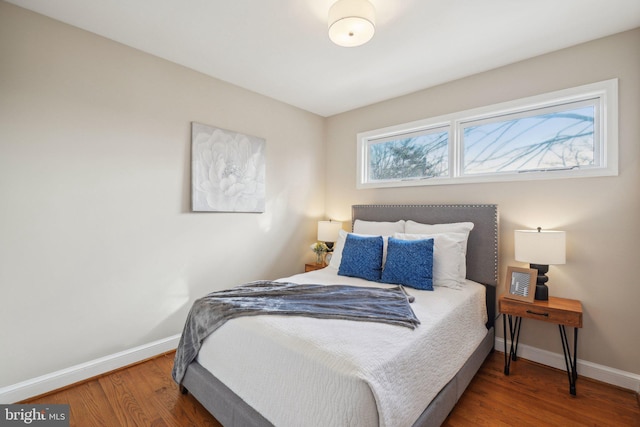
304 263 326 272
499 295 583 395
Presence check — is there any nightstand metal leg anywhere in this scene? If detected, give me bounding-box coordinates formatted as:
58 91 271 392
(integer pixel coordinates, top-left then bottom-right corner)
502 314 523 375
559 325 578 396
509 316 522 361
502 314 509 375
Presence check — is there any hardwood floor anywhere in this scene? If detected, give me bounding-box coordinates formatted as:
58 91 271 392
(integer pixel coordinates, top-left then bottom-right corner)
444 353 640 427
26 352 221 427
25 351 639 426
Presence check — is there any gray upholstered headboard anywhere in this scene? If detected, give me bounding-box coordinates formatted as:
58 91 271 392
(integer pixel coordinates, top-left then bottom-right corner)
352 204 498 327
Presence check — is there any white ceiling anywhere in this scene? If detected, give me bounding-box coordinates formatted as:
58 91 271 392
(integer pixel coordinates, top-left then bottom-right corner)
7 0 640 117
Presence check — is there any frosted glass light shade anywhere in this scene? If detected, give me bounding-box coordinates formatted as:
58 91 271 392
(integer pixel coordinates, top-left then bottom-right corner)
514 229 566 265
328 0 375 47
318 220 343 243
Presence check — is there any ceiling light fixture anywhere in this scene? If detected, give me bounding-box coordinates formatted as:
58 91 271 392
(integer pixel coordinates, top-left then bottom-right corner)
328 0 376 47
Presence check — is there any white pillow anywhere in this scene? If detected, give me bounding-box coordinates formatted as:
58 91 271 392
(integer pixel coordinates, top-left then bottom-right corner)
394 232 467 289
404 221 474 254
353 219 405 236
329 229 390 270
328 229 348 269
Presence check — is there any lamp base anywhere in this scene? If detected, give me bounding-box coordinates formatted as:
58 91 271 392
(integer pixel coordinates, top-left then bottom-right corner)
530 263 550 301
535 283 549 301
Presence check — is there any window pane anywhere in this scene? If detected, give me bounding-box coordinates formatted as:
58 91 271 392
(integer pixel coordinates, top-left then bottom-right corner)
368 131 449 181
462 104 596 175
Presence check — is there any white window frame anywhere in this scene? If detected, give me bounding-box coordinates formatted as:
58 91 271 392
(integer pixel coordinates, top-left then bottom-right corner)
357 79 618 189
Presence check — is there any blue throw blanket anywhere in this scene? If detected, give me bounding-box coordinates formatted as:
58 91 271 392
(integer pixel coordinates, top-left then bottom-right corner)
172 281 420 384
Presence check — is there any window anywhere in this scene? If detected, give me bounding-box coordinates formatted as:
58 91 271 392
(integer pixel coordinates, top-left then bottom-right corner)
461 100 597 176
368 126 449 182
357 79 617 189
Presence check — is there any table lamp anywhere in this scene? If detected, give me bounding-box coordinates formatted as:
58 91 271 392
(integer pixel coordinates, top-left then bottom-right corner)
317 220 342 251
514 227 566 301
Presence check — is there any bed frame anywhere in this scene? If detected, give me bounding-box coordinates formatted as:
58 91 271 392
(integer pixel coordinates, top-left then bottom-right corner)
180 204 498 427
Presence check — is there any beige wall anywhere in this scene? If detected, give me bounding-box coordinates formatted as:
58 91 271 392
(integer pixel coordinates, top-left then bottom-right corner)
326 28 640 375
0 2 325 387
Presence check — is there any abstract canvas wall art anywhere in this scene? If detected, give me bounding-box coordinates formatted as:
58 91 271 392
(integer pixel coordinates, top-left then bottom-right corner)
191 122 266 212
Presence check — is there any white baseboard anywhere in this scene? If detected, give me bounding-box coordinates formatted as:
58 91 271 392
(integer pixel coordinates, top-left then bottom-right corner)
2 334 637 404
495 337 640 393
0 334 181 404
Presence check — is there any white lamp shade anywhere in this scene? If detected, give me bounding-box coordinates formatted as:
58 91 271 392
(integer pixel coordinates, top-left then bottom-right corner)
318 220 342 242
328 0 375 47
514 229 566 265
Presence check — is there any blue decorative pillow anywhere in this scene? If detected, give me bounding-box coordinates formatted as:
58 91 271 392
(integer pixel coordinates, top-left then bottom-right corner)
338 234 384 281
381 237 434 290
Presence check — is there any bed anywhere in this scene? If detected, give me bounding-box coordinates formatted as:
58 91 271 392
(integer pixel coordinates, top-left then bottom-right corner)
176 204 498 427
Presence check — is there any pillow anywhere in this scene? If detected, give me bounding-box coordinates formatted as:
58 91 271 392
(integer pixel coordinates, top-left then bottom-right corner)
329 230 392 270
404 221 474 254
337 234 384 281
328 229 348 269
381 237 434 290
353 219 405 236
394 232 466 289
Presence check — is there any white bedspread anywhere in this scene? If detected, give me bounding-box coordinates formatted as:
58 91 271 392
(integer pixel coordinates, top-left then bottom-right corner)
196 268 488 427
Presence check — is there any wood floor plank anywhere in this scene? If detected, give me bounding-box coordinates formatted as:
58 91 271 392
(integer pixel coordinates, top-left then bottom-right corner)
125 363 175 426
71 380 120 427
129 353 219 427
24 350 639 426
97 370 152 426
28 378 121 427
150 352 221 427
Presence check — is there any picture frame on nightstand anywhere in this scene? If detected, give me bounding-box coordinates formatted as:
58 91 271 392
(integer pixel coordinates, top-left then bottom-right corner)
503 266 537 303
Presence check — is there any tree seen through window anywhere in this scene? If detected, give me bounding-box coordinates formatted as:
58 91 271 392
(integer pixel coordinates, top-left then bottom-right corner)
369 131 448 181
